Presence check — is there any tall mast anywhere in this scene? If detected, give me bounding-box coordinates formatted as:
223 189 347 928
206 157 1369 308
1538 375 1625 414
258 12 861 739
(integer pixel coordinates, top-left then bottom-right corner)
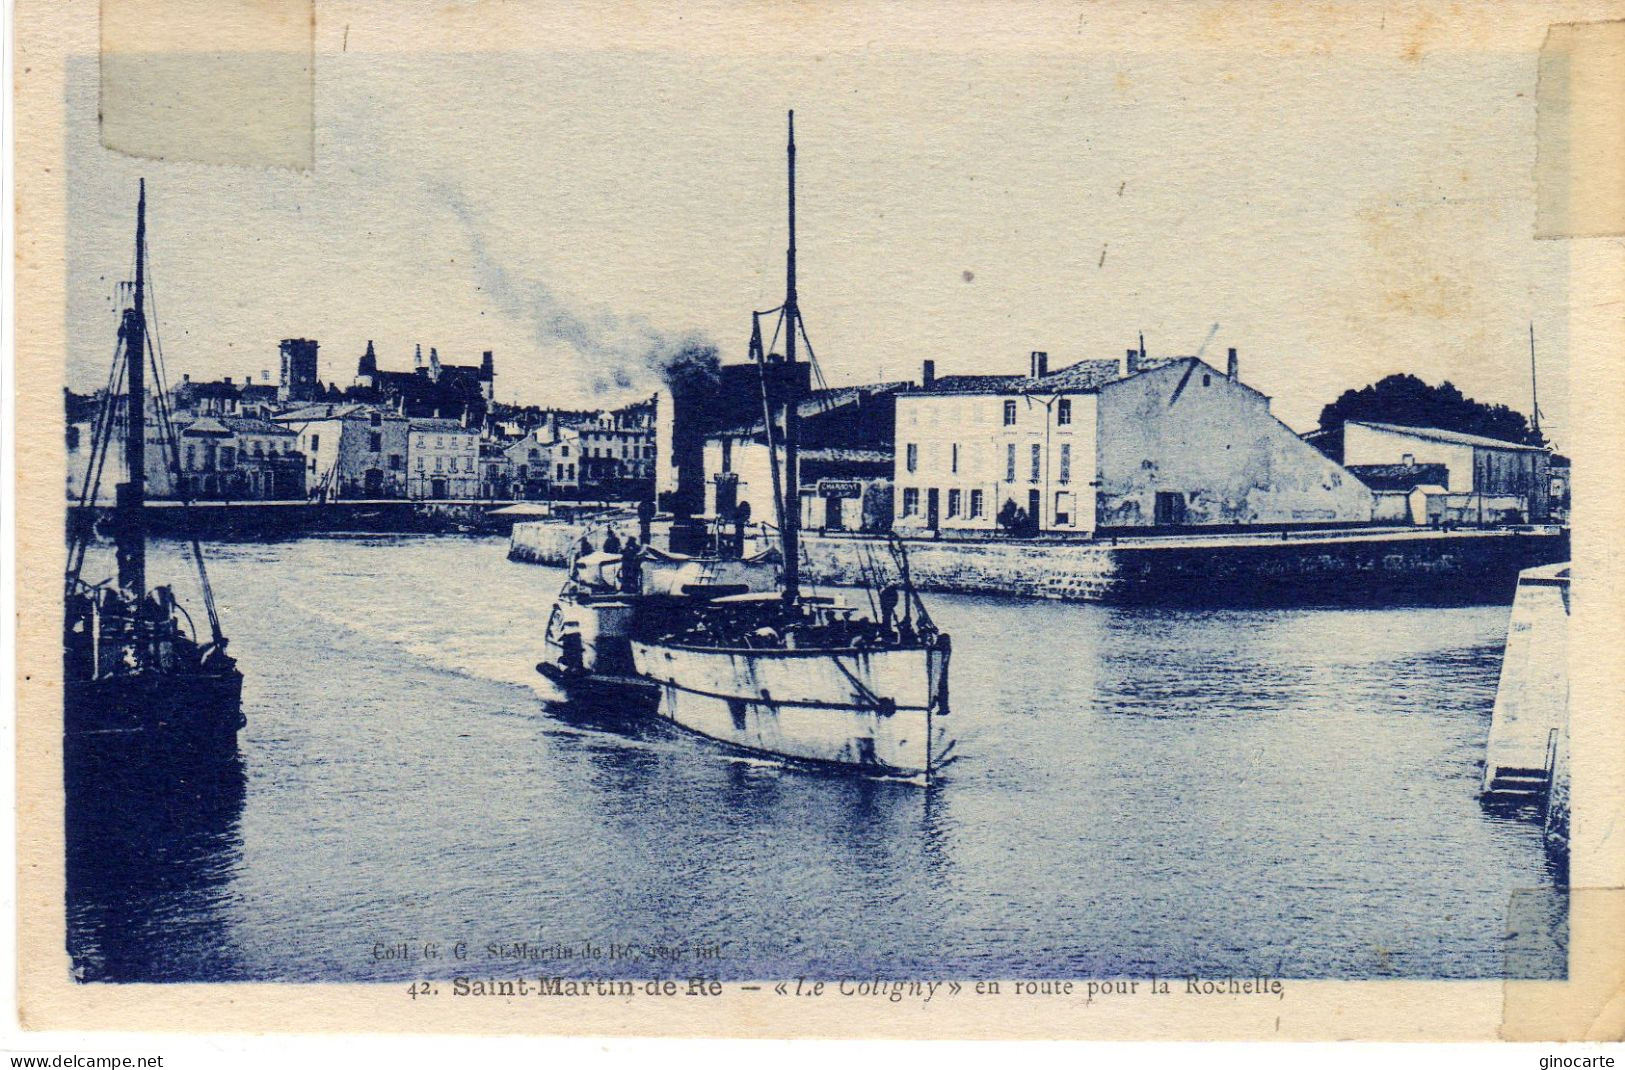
115 179 148 598
1529 322 1541 440
781 110 801 601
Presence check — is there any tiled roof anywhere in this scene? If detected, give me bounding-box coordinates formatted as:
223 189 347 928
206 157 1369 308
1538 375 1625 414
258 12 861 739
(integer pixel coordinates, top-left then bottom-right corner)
219 416 296 436
900 357 1166 396
801 447 893 464
408 417 474 433
715 381 911 437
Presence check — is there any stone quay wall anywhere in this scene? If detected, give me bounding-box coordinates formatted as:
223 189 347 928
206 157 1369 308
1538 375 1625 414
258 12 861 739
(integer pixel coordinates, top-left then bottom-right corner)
511 520 1569 607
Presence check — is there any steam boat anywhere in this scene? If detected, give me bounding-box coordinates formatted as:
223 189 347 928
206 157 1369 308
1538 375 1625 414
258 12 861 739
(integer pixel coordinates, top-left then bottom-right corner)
538 113 954 783
64 180 244 765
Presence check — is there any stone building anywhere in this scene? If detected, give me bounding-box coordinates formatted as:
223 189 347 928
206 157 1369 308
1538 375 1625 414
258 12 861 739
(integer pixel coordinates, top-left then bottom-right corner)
173 416 306 500
406 417 481 499
351 341 494 424
274 403 409 499
892 348 1373 536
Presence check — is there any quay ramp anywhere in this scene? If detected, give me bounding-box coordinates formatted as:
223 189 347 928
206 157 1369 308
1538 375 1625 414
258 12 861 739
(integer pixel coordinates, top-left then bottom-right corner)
1479 563 1571 858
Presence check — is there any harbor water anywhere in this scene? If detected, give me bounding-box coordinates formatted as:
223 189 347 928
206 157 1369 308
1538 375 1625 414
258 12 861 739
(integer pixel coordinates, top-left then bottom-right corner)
66 535 1565 982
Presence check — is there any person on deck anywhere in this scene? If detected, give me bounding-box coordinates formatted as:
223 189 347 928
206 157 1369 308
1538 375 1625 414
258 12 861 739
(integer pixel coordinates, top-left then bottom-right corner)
603 529 622 555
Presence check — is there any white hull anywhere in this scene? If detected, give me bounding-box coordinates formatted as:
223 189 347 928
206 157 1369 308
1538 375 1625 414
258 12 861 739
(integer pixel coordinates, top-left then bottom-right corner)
629 640 952 782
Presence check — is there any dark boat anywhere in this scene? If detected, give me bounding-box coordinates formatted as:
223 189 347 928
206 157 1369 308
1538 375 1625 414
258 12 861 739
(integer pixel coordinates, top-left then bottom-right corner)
64 179 244 766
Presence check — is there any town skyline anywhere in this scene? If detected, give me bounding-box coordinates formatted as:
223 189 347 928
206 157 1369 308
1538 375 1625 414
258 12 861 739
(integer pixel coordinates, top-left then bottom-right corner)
66 49 1568 444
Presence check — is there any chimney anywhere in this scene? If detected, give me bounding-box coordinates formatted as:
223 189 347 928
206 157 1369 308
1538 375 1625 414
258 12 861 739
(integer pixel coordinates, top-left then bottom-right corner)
182 373 191 383
1126 347 1140 375
224 376 233 385
262 369 271 383
414 343 424 369
1227 347 1239 380
922 359 936 388
1030 351 1049 378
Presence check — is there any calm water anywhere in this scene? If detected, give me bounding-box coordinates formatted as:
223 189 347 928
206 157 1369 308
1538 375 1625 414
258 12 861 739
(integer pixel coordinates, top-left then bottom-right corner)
66 535 1564 982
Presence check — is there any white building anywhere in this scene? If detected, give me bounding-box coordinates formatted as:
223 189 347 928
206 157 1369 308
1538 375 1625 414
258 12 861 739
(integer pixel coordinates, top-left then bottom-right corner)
893 349 1374 535
1339 420 1550 521
407 417 480 499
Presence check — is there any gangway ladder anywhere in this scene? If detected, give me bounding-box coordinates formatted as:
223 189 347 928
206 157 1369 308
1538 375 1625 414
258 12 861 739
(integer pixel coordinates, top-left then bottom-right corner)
1480 727 1559 811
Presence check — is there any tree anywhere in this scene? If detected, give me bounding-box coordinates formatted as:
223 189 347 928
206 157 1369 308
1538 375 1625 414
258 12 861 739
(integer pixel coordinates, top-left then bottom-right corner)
997 498 1035 537
1316 373 1544 446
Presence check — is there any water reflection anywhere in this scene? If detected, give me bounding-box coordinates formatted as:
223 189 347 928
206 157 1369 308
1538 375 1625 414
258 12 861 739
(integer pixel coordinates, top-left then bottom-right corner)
58 537 1564 982
66 750 246 982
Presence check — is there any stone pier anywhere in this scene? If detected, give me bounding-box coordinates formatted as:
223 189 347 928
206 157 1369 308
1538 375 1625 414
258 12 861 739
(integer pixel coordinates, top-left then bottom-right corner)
511 521 1569 607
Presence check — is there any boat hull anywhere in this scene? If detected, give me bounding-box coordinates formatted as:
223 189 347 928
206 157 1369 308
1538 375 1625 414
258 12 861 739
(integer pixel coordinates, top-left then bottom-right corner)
629 641 951 782
64 670 245 766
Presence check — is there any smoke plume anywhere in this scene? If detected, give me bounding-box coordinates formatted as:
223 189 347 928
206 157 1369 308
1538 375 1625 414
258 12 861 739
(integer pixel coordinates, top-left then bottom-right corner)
437 182 721 398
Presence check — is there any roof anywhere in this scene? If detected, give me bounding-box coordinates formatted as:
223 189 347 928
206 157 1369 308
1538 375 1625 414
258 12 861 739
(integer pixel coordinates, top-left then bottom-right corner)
899 357 1179 397
274 403 405 423
408 417 474 433
801 447 892 464
219 416 295 436
1346 421 1548 453
1345 462 1451 491
714 381 911 437
177 416 232 437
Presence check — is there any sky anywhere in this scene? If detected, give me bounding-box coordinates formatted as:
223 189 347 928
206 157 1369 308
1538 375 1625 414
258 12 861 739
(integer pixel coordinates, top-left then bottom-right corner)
67 47 1569 442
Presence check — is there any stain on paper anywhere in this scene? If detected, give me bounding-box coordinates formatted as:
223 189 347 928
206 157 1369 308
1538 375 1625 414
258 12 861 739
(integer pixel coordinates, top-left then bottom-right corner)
1536 20 1625 239
100 0 315 170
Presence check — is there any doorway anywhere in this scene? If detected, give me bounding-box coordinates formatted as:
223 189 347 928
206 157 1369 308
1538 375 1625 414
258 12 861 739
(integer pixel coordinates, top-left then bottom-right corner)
1154 491 1187 526
824 495 845 531
364 468 384 497
927 488 940 531
431 477 448 499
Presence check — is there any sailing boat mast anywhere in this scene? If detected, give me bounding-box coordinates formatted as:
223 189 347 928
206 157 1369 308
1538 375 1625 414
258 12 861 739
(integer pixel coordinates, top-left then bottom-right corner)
115 179 149 599
1529 321 1542 441
781 110 801 601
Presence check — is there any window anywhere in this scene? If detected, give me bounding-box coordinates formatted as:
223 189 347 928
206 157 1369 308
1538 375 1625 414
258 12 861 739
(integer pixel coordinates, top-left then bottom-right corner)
390 454 403 471
561 445 569 458
369 432 382 452
528 449 540 463
1006 442 1016 482
1030 442 1042 482
721 439 733 474
185 444 196 470
434 456 443 472
310 434 320 453
1059 443 1071 484
902 487 920 516
1003 399 1017 426
416 456 425 471
220 446 236 470
1202 374 1211 387
436 436 444 449
557 463 565 479
416 435 426 448
906 443 918 473
1057 398 1072 425
970 489 984 518
1056 491 1074 527
948 489 961 517
370 412 381 427
951 443 959 473
253 441 264 457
